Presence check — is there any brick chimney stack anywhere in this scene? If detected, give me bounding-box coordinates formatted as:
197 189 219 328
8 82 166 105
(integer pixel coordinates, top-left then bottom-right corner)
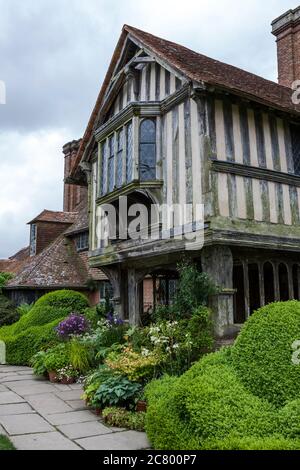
63 138 85 212
272 6 300 88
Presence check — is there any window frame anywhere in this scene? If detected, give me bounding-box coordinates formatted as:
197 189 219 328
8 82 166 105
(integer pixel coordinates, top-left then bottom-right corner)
30 224 37 256
76 231 89 252
139 118 157 181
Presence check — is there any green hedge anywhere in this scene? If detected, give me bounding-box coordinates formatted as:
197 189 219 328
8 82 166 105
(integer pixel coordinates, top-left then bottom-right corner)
0 290 90 365
145 301 300 449
145 350 280 450
231 301 300 407
4 318 63 365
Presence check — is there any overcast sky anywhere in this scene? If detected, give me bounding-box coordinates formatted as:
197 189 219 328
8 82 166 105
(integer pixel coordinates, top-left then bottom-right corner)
0 0 296 258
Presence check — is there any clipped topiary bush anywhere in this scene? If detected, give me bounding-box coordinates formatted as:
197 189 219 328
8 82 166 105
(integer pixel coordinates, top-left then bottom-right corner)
4 318 63 365
0 295 19 327
231 301 300 407
145 350 280 450
0 290 90 365
13 290 89 335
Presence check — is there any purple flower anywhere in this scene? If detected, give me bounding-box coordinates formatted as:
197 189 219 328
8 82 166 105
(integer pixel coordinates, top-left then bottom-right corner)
106 313 124 326
56 313 90 339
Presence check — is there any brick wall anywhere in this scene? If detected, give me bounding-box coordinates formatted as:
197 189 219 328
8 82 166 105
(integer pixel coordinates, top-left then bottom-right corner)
35 222 72 254
272 8 300 87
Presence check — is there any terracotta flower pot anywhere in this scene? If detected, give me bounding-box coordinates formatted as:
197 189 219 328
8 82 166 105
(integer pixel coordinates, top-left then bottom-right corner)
136 400 147 413
60 376 75 385
48 371 59 383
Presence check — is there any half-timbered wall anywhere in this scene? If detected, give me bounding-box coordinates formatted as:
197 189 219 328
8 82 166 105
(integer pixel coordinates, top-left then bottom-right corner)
210 97 300 226
110 63 183 119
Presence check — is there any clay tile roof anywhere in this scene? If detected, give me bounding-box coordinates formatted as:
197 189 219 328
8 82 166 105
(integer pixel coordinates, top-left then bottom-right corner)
64 196 89 236
28 210 77 225
71 25 300 178
6 234 88 289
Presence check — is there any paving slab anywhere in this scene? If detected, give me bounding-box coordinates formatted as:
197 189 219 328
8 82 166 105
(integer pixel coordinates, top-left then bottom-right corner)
65 400 86 411
58 421 113 439
53 383 72 391
0 366 31 372
0 375 38 383
76 431 150 450
26 393 73 415
11 432 81 450
46 410 100 425
55 390 83 401
0 413 54 435
8 383 58 396
69 383 84 390
0 385 8 392
0 391 25 404
0 403 35 416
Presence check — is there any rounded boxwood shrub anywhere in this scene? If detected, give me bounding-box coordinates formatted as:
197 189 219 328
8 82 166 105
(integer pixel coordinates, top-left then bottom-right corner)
231 301 300 407
145 350 279 450
4 318 63 365
13 290 89 335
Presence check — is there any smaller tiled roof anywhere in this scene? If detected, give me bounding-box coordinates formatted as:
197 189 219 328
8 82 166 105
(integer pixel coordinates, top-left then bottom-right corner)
9 246 30 262
64 196 89 236
28 210 77 225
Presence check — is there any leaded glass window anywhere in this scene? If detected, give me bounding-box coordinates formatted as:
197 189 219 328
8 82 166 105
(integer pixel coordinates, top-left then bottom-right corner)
291 124 300 176
116 129 123 188
126 121 133 183
30 224 37 256
101 142 107 195
139 119 156 181
108 135 115 192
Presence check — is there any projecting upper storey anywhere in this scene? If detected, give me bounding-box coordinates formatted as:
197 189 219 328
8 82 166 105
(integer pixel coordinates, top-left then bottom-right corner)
70 24 300 260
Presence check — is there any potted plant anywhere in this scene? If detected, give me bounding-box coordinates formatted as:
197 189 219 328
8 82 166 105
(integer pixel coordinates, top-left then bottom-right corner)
43 344 70 383
57 366 78 385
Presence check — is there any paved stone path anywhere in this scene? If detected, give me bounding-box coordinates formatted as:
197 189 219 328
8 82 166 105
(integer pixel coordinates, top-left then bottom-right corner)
0 365 150 450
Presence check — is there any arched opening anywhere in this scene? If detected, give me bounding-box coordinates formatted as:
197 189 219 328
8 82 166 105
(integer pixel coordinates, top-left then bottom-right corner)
248 263 260 314
233 264 246 323
293 264 299 300
139 119 156 181
279 263 289 301
264 262 275 305
141 270 179 325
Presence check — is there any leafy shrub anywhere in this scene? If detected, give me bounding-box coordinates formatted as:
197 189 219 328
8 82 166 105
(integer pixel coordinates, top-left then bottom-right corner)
0 273 13 289
69 338 93 373
3 319 62 365
103 407 146 431
173 260 217 318
231 301 300 407
43 343 70 372
93 376 141 409
83 307 99 329
82 365 118 406
56 313 90 339
30 351 48 376
0 295 19 327
17 303 33 317
106 346 160 382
